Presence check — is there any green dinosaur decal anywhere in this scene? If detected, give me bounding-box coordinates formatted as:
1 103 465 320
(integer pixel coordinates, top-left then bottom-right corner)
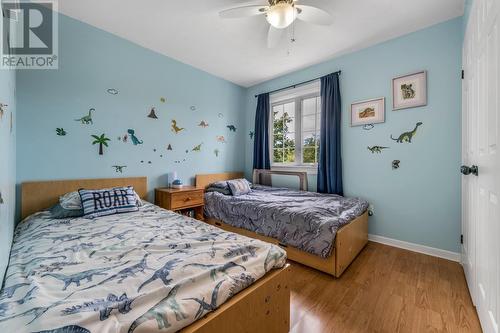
390 122 423 143
91 134 111 155
367 146 389 154
75 108 95 125
112 165 126 173
56 128 67 136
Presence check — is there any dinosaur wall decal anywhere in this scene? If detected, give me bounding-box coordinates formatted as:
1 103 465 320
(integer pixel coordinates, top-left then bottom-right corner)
127 129 143 145
227 125 237 132
75 108 95 125
390 122 423 143
367 146 389 154
112 165 126 173
171 120 184 134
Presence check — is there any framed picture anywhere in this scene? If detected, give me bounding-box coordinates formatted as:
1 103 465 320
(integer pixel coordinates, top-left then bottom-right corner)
392 70 427 110
350 97 385 127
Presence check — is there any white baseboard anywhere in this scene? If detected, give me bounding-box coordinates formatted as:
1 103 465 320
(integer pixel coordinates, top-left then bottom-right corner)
368 234 461 262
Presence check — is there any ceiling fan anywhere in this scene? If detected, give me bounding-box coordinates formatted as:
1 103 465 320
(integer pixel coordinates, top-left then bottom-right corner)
219 0 333 48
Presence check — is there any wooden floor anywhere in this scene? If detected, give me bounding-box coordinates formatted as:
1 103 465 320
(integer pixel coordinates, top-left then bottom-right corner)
288 242 482 333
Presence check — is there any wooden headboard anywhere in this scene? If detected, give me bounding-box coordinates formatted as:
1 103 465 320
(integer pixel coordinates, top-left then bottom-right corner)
195 172 244 189
21 177 147 219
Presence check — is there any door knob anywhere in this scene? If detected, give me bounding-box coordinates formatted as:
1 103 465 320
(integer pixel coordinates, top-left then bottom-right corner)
461 165 479 176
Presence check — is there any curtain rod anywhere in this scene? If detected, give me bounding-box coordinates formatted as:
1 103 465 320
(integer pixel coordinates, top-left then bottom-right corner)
254 70 341 98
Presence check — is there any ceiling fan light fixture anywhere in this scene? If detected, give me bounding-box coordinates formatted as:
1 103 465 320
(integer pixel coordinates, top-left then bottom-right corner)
266 2 297 29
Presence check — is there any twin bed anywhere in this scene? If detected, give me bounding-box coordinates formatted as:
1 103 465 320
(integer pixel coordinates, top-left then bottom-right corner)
1 173 368 332
197 171 369 277
0 177 290 333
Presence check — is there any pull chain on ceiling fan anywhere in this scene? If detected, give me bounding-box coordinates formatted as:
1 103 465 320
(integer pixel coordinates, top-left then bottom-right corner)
219 0 333 48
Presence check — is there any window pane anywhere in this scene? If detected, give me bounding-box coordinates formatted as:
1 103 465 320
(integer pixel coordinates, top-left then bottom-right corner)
273 104 284 120
302 97 316 116
303 148 316 163
284 132 295 148
284 102 295 117
273 134 283 149
284 149 295 163
273 149 283 163
286 115 295 132
303 132 319 147
302 115 316 132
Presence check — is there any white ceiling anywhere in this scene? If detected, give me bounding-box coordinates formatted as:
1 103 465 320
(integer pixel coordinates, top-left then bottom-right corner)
55 0 464 87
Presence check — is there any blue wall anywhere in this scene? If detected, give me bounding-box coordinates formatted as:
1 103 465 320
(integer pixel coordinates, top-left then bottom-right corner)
244 18 463 253
16 13 246 211
15 14 463 257
0 66 16 283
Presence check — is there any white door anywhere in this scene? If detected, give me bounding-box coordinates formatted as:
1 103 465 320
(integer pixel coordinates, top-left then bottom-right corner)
462 0 500 332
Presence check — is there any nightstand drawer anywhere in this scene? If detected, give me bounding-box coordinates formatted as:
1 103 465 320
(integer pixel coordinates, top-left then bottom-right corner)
171 190 204 208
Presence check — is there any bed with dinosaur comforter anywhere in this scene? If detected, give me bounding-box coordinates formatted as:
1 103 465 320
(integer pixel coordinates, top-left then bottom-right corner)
0 202 287 333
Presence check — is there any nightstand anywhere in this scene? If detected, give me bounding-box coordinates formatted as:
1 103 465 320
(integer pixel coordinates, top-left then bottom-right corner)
155 186 205 221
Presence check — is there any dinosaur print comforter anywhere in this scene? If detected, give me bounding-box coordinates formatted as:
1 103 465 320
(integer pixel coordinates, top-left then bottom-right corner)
0 203 287 333
204 185 369 258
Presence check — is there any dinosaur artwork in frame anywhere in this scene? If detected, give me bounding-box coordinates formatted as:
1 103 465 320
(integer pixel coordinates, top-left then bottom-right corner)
392 70 427 110
350 97 385 127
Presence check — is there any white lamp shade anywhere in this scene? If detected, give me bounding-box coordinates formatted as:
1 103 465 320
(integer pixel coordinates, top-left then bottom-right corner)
266 2 297 29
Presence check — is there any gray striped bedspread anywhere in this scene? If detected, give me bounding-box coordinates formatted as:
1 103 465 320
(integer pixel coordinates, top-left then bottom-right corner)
204 185 369 258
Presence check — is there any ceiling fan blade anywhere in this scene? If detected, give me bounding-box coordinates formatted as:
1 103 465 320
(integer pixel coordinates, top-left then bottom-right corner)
219 5 268 19
295 5 333 25
267 26 284 48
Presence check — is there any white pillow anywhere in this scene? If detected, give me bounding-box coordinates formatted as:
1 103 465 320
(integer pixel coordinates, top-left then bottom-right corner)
60 191 82 210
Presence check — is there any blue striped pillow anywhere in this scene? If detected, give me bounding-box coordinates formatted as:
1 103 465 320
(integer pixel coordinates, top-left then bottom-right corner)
78 186 138 219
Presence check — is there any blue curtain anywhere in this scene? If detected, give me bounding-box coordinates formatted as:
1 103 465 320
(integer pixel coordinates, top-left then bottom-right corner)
253 93 271 170
317 73 343 195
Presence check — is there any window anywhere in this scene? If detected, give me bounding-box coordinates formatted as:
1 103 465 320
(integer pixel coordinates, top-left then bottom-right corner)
270 82 321 170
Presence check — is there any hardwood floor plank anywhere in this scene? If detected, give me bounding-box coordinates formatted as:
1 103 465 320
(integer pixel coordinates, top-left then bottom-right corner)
289 242 482 333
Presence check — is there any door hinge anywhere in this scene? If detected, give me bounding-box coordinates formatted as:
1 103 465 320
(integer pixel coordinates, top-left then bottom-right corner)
461 70 465 79
460 234 464 244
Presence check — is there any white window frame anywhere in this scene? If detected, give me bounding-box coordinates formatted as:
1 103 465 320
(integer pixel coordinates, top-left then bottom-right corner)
269 81 321 173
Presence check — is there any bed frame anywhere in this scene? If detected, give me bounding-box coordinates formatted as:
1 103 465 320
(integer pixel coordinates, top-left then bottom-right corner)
20 177 291 333
196 171 369 277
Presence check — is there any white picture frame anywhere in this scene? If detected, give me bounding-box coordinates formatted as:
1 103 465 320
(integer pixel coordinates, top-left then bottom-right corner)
392 70 427 110
350 97 385 127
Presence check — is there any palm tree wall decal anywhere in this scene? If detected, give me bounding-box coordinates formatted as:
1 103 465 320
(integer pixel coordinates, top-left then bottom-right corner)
91 133 111 155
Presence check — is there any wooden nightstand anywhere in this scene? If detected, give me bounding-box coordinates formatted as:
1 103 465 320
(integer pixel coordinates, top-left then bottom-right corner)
155 186 205 221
